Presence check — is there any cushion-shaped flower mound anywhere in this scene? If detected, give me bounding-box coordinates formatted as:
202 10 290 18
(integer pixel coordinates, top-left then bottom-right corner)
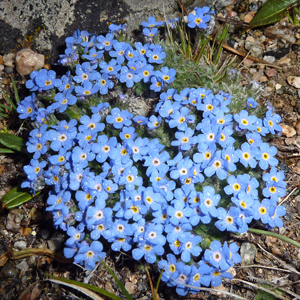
17 12 286 296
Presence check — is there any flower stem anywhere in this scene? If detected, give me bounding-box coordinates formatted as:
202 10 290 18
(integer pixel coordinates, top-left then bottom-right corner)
248 228 300 249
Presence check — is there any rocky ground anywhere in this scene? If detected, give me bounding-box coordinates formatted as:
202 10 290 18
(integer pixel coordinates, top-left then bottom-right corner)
1 0 300 299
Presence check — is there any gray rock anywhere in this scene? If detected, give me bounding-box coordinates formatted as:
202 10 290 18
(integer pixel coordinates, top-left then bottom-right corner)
240 242 257 265
245 41 263 57
16 259 29 272
14 240 27 250
263 55 276 64
0 0 177 63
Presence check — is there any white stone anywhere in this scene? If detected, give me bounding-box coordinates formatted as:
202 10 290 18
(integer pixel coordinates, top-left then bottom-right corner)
287 76 300 89
15 49 45 76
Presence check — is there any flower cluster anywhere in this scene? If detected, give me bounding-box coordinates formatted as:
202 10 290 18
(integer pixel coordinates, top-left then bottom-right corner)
17 8 286 297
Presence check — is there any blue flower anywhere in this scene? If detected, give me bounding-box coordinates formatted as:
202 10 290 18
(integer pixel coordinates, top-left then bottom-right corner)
49 148 71 167
173 262 192 296
221 146 238 171
24 159 47 181
254 118 269 136
158 254 179 287
92 135 117 163
146 47 166 64
147 115 162 129
234 110 257 131
171 128 196 151
262 167 286 187
187 6 213 29
236 142 258 168
17 94 37 120
169 106 194 130
96 33 116 51
75 80 99 96
142 27 159 37
204 150 227 180
139 64 154 83
91 102 110 114
252 199 276 225
106 108 133 129
247 97 258 108
85 199 112 229
224 174 246 196
246 132 263 149
119 66 141 88
27 69 56 91
74 241 106 271
143 150 170 176
263 111 282 134
141 16 164 28
126 137 148 161
95 73 114 95
73 62 96 83
215 206 241 232
231 191 254 212
167 200 193 226
204 241 230 271
198 186 220 217
72 144 95 168
123 198 147 221
65 224 85 248
193 142 216 169
132 240 164 263
188 263 213 292
108 23 127 34
119 166 143 191
109 41 129 64
269 205 286 228
210 268 232 287
178 233 202 262
256 142 278 170
150 75 163 92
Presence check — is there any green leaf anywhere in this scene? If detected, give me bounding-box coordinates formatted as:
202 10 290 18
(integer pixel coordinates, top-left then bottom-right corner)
0 133 25 152
1 187 39 209
101 260 134 300
10 76 20 104
0 147 15 154
48 276 122 300
250 0 298 28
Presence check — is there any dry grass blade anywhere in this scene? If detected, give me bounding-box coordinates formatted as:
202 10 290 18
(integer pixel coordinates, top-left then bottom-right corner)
256 243 300 276
237 264 293 273
2 247 73 265
246 275 300 299
166 275 249 300
48 278 105 300
17 280 43 300
145 267 159 300
230 278 295 300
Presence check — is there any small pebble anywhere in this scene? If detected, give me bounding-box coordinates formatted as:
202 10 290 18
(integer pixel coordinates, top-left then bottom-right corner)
16 259 29 272
240 242 257 265
15 49 45 76
125 281 137 294
4 67 13 74
14 240 27 250
40 229 50 239
263 55 276 64
287 76 300 89
281 124 296 137
265 68 277 78
47 235 65 251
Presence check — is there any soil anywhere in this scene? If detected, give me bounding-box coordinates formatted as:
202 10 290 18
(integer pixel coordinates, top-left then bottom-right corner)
1 3 300 300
